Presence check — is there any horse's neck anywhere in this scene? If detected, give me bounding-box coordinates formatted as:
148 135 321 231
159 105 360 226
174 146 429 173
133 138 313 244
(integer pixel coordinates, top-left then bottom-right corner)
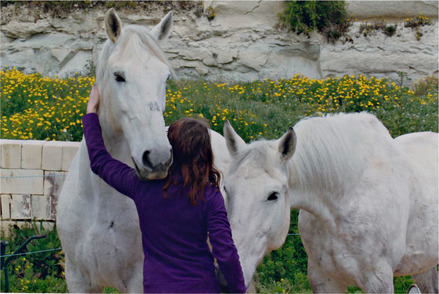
288 184 342 229
102 128 132 165
287 145 355 228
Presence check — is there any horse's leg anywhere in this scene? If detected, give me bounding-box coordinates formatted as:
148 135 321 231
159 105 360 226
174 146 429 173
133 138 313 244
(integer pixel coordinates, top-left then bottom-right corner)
125 261 144 293
358 261 394 293
64 255 92 293
412 266 438 294
307 261 346 293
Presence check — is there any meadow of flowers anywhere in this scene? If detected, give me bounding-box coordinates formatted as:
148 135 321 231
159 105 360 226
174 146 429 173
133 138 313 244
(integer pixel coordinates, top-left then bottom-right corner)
1 67 438 293
2 67 437 143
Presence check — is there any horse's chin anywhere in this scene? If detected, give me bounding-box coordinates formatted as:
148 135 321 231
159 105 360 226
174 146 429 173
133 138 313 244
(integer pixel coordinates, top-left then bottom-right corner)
135 168 168 181
141 171 168 181
133 160 169 181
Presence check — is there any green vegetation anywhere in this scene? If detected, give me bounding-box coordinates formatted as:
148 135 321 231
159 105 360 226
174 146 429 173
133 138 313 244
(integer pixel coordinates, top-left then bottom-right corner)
403 15 433 41
0 221 66 293
2 67 437 142
0 1 204 19
1 68 437 292
359 20 398 37
279 0 351 42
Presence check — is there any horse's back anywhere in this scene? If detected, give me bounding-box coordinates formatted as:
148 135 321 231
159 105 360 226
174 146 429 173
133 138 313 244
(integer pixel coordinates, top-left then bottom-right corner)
394 132 438 275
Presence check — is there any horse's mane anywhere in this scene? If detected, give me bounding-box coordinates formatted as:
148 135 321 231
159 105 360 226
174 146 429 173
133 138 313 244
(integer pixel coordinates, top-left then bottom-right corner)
97 24 173 81
290 112 393 194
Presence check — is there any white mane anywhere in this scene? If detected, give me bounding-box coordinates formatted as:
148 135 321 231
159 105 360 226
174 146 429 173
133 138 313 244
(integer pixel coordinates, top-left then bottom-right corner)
290 112 393 194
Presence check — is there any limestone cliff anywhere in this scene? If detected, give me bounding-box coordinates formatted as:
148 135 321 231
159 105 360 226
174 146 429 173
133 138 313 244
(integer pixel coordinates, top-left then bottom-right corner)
1 1 437 84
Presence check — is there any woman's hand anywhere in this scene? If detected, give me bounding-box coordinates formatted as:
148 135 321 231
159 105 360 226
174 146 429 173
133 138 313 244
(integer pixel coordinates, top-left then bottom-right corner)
87 84 100 114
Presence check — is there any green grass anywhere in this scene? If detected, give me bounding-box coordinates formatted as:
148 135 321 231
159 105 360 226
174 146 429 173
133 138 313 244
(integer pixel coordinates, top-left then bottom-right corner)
1 68 437 292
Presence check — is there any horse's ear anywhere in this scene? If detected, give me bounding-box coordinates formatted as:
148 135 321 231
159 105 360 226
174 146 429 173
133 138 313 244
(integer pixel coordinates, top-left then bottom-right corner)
105 8 122 43
224 120 246 156
151 11 173 43
278 127 296 162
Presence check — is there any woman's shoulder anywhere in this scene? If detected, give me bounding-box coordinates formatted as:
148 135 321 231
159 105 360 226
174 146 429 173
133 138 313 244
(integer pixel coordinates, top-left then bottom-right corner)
203 184 225 206
204 183 222 196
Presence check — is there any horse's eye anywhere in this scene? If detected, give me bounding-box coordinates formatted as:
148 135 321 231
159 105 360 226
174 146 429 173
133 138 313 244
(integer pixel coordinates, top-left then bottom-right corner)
114 72 126 83
267 192 279 202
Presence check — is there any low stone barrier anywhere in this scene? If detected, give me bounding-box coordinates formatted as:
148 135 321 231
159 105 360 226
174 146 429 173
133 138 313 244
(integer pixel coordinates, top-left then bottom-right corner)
0 139 80 230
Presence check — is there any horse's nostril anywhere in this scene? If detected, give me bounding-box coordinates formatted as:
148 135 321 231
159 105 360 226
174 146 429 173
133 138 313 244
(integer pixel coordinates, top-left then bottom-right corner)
142 150 153 169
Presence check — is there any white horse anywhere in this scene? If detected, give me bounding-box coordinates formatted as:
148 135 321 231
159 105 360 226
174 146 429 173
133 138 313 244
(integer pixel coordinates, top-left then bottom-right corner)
223 112 438 293
57 9 230 292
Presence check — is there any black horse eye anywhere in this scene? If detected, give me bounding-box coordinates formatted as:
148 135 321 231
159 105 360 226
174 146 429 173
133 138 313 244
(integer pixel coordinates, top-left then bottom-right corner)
267 192 279 202
114 72 126 83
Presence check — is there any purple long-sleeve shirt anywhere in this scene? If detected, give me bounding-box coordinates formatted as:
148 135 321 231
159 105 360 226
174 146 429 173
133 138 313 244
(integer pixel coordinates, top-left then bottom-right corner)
82 113 246 293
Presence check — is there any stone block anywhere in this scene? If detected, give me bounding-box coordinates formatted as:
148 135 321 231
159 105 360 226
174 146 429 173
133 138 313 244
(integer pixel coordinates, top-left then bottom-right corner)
1 194 12 219
62 142 80 171
31 195 47 220
10 194 31 220
21 140 43 169
42 141 63 171
1 169 44 194
1 139 22 169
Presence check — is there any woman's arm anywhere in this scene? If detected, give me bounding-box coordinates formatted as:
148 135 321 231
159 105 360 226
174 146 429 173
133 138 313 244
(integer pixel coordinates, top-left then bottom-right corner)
82 85 140 198
206 191 246 293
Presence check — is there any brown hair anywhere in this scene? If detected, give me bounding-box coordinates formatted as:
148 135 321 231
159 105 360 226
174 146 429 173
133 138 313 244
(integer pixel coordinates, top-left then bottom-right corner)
163 117 221 206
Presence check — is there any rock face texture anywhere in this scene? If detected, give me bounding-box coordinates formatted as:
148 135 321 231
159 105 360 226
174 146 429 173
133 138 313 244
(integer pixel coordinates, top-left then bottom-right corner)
1 1 437 83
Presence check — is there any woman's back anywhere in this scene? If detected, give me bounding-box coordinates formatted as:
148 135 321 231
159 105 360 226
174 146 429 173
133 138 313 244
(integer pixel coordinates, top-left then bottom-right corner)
134 178 225 292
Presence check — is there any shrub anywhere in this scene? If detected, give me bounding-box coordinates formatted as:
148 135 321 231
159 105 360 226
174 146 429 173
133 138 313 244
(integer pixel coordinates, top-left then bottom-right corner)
412 75 438 96
279 0 351 42
404 15 432 41
404 15 432 29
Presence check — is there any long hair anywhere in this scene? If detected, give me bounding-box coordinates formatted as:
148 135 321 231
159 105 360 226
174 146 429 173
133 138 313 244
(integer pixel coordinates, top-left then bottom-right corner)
163 117 221 206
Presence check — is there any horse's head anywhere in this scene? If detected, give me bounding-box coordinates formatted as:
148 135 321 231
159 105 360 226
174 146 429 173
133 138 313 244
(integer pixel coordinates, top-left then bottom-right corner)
96 9 173 180
223 121 296 287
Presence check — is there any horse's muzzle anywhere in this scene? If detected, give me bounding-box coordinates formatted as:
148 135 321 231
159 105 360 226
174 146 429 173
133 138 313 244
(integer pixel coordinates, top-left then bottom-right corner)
132 152 173 180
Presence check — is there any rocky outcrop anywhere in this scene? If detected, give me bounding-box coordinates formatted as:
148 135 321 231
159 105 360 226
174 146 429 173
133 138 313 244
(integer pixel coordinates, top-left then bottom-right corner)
0 1 437 84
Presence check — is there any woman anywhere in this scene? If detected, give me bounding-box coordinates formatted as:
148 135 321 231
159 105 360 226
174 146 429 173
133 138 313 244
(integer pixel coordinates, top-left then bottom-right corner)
82 85 246 293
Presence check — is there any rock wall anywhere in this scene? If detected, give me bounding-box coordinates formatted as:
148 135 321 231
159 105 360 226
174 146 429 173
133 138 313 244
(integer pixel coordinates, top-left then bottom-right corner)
0 139 79 229
1 1 438 84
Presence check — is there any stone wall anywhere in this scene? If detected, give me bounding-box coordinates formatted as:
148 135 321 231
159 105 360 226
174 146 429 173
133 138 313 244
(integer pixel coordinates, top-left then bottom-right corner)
1 1 438 84
0 139 79 230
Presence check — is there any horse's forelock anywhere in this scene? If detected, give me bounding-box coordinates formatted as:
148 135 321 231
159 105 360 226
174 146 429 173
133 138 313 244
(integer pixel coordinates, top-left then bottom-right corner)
97 25 173 81
231 141 279 175
117 26 172 70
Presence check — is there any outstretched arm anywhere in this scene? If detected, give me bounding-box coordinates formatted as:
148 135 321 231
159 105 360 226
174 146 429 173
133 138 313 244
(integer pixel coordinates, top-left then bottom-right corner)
207 191 246 293
83 85 140 199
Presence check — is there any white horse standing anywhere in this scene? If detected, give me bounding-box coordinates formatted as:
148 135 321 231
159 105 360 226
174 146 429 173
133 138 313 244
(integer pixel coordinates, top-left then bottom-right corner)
57 9 230 292
223 112 438 293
